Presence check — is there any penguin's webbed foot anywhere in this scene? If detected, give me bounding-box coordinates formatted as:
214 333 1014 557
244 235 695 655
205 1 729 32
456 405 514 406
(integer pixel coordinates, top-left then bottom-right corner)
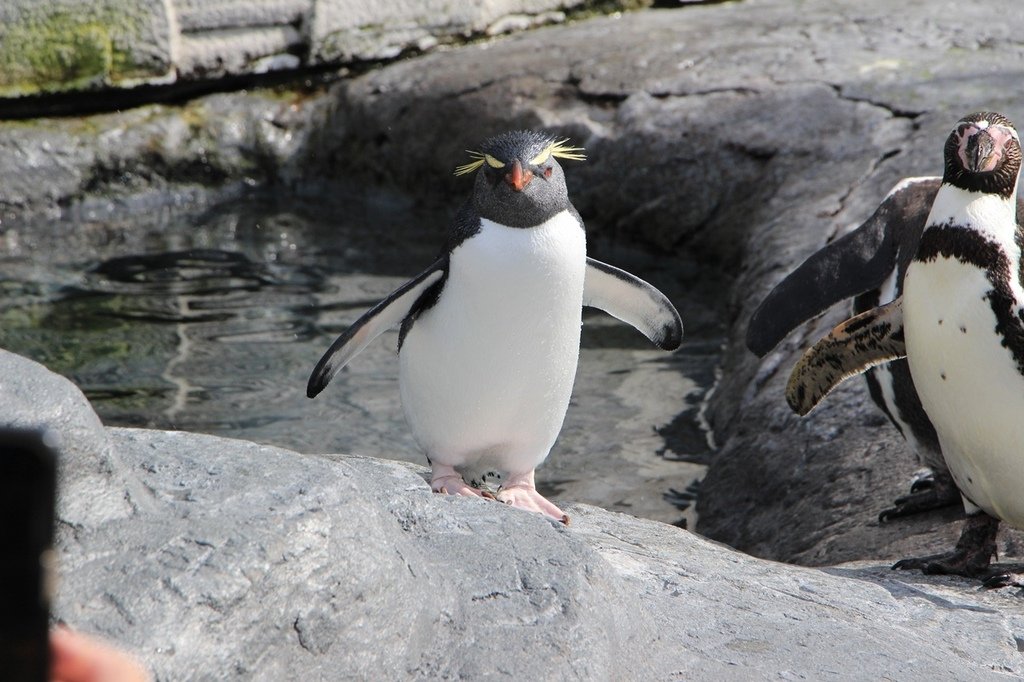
892 513 999 578
497 470 570 525
878 473 960 523
892 551 992 577
430 466 496 499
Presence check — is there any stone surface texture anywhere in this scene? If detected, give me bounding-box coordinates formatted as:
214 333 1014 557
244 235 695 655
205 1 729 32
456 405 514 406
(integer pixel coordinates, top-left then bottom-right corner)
0 0 177 97
2 348 1022 680
3 0 1024 564
0 0 622 97
292 0 1024 565
4 0 1024 676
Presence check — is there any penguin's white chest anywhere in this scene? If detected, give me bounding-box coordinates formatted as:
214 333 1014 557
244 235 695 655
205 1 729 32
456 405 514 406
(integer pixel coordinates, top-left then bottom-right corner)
904 247 1024 526
398 211 586 474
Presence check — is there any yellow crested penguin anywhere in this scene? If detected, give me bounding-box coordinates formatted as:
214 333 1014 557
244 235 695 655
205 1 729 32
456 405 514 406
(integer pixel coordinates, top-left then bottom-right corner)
308 130 683 524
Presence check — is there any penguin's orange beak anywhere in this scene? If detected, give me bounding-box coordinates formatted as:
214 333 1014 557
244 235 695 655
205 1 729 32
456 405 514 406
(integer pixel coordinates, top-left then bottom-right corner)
505 159 533 192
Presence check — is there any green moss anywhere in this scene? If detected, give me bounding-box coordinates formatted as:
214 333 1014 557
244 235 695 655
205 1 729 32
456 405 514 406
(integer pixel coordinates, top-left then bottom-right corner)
0 5 163 97
0 13 109 96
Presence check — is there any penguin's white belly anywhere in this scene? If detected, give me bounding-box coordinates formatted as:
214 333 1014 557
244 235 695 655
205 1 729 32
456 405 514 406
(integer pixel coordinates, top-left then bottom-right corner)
904 256 1024 526
398 211 586 475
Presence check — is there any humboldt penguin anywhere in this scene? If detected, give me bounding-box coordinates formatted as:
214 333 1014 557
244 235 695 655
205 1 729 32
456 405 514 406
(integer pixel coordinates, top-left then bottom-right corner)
787 112 1024 583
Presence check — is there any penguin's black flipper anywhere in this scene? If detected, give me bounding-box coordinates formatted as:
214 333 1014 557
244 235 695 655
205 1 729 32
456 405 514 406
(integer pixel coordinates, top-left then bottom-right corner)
746 177 942 357
307 258 447 398
583 258 683 351
786 298 906 416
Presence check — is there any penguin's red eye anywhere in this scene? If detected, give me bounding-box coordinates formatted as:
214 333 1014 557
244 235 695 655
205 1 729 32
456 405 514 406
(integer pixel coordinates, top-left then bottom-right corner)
543 166 553 178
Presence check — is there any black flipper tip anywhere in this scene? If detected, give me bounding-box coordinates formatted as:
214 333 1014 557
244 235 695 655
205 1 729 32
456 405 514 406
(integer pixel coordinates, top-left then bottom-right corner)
744 322 765 358
659 321 684 351
656 303 684 351
745 330 771 358
306 366 331 399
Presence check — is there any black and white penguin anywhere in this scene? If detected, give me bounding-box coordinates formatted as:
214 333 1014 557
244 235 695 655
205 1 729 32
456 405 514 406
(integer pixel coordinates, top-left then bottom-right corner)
746 177 957 520
307 130 683 524
787 111 1024 582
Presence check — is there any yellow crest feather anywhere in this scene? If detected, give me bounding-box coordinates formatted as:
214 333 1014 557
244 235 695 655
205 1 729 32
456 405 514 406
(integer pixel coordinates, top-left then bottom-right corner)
548 138 587 162
453 150 485 177
453 137 586 177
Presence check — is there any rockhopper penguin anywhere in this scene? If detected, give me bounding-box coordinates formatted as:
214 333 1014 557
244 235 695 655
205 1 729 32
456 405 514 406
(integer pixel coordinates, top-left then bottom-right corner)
786 112 1024 583
307 130 683 524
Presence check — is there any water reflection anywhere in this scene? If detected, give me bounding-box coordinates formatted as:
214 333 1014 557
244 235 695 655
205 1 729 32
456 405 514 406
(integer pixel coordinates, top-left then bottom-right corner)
0 187 724 524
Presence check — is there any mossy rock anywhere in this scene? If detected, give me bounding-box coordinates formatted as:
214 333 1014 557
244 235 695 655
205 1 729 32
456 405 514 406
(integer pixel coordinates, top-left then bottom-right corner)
0 0 174 97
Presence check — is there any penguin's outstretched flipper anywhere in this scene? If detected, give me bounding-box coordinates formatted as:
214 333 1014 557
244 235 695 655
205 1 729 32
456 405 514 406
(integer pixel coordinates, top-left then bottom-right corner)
583 258 683 351
746 177 942 357
307 258 447 398
786 298 906 416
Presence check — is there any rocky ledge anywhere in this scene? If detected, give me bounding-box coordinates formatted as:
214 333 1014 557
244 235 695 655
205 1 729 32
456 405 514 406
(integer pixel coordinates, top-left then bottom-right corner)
5 0 1024 676
0 0 647 99
4 0 1024 566
4 347 1024 679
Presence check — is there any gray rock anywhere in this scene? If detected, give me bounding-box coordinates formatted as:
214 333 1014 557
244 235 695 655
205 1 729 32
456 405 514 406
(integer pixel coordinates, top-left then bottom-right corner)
0 0 624 97
307 0 584 63
301 0 1024 564
0 0 176 97
683 1 1024 564
0 90 324 219
0 348 133 528
3 347 1024 680
3 0 1024 583
175 0 308 33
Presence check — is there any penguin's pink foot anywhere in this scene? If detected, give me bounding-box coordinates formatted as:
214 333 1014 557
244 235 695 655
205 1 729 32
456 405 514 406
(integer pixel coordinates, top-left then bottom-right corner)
497 471 569 525
430 465 495 499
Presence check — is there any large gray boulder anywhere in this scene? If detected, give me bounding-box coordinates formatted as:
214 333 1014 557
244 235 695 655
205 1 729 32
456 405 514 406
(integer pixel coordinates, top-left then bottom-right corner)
4 347 1024 679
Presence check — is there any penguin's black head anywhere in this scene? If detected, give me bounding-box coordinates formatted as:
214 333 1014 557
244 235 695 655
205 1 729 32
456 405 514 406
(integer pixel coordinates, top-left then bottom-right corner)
454 130 585 227
943 111 1021 197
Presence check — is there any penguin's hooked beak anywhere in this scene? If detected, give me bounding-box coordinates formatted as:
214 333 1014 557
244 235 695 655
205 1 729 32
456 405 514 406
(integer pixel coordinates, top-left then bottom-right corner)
960 126 1004 173
505 159 533 192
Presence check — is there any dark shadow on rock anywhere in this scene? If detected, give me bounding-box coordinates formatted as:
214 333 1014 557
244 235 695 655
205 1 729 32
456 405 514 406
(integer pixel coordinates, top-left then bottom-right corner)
820 563 1024 614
